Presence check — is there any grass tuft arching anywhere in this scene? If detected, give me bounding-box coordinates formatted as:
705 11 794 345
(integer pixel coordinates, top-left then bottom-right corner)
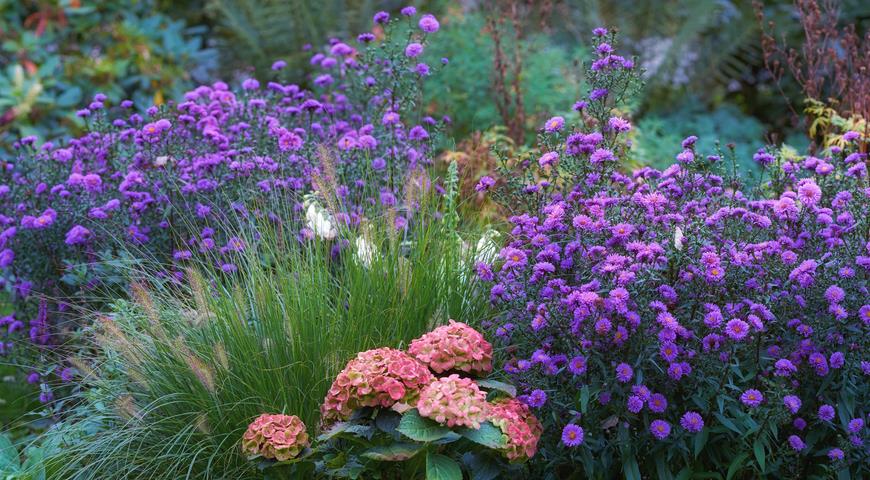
35 190 492 480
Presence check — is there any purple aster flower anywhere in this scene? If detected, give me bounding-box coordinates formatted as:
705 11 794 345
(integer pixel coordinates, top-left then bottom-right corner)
64 225 91 246
419 14 439 33
401 6 417 16
848 418 864 433
650 420 671 440
476 176 496 192
405 42 424 58
788 435 805 452
783 395 801 414
561 423 584 446
725 319 750 340
680 411 704 433
627 395 644 414
740 389 763 407
827 448 845 461
774 359 797 377
829 351 845 369
271 60 286 70
526 389 547 408
544 116 565 133
615 363 633 383
818 404 835 421
590 148 615 164
648 393 668 413
842 130 860 142
373 11 389 24
568 355 588 375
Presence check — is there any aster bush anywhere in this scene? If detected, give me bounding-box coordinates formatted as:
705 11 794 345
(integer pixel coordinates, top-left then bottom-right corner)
0 6 449 397
479 28 869 479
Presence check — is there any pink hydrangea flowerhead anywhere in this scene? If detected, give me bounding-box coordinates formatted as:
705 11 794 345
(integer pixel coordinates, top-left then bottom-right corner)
416 374 489 429
488 397 543 462
408 320 493 376
321 347 434 425
241 414 309 462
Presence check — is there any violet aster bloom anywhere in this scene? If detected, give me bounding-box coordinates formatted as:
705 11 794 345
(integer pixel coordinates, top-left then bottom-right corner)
64 225 91 245
475 176 496 192
568 355 587 375
725 319 750 340
373 11 389 23
680 411 704 432
544 116 565 133
627 395 644 413
788 435 805 452
783 395 801 414
740 389 763 407
848 418 864 433
818 404 835 421
827 448 845 461
526 389 547 408
648 393 667 413
271 60 286 70
401 6 416 16
650 420 671 440
419 14 439 33
842 130 860 142
615 363 633 383
561 423 584 446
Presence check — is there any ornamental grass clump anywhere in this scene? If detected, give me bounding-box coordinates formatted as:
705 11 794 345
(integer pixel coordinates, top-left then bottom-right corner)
479 27 869 478
0 5 447 396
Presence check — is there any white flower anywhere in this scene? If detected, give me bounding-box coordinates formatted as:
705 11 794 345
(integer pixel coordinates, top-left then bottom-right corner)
674 226 684 251
154 155 171 167
473 229 501 264
355 236 377 268
304 194 337 240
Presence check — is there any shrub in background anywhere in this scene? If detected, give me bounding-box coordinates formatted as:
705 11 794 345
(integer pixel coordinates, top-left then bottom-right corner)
0 0 216 155
0 6 446 398
478 28 868 478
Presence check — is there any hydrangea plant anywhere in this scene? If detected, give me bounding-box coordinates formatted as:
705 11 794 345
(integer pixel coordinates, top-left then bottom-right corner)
478 28 869 478
253 318 542 479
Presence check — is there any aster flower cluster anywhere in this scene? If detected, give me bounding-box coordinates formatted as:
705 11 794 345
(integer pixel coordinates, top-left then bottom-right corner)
478 27 869 476
317 320 542 468
241 414 310 462
0 6 447 396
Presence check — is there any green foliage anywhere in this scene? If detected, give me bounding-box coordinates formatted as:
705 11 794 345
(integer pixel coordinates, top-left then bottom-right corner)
633 100 767 175
0 0 215 153
204 0 398 79
26 196 490 479
424 11 586 143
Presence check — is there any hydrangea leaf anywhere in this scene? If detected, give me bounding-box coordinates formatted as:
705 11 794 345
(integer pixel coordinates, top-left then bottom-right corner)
426 452 462 480
476 379 516 397
397 410 453 443
458 421 505 449
361 443 424 462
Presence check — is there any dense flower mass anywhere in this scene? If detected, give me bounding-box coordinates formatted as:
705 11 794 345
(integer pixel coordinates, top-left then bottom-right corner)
1 13 446 396
416 374 489 428
488 397 544 462
241 414 310 462
321 348 434 424
480 27 869 476
408 319 493 375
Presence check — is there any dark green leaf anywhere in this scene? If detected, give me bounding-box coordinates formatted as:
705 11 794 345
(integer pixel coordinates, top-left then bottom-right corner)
693 429 708 459
361 443 424 462
397 410 453 443
476 379 516 397
752 438 765 472
426 453 462 480
623 455 641 480
725 452 749 480
458 422 505 449
0 434 20 471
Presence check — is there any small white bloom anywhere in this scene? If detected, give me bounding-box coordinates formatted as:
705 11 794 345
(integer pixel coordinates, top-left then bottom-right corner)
474 229 502 264
304 194 337 240
355 236 377 268
674 226 684 251
154 155 171 167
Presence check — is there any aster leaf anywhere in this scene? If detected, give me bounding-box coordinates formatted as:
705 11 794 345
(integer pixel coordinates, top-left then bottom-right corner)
426 453 462 480
0 434 20 471
458 421 505 449
752 439 766 472
725 452 749 480
397 410 453 443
